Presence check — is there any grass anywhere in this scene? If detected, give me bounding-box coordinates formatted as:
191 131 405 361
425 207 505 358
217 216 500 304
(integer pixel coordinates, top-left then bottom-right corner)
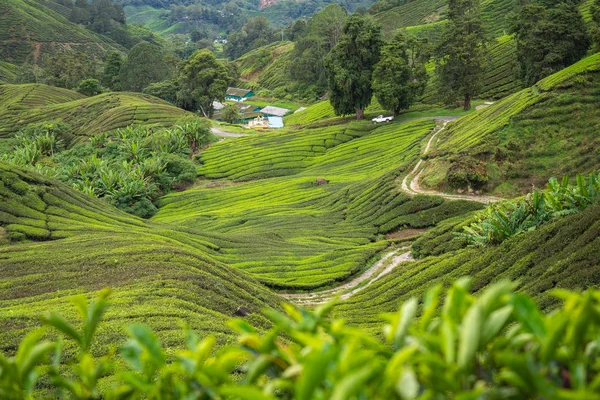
0 161 282 353
0 0 120 63
0 84 192 137
154 119 483 289
421 52 600 195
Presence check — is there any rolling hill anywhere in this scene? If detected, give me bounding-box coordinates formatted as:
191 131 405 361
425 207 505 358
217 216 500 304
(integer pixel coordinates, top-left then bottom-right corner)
154 120 483 289
417 51 600 195
0 161 282 352
0 0 121 64
0 84 191 138
372 0 595 38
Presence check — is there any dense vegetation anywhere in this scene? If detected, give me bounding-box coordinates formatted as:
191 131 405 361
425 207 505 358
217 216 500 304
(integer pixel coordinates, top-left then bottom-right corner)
155 119 482 288
4 0 600 397
0 162 282 352
0 0 121 64
2 120 216 217
461 173 600 246
434 0 486 110
418 51 600 194
4 279 600 398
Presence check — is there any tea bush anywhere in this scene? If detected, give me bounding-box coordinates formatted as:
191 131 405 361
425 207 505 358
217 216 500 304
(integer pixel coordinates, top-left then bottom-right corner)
0 84 193 138
156 119 481 289
3 280 600 399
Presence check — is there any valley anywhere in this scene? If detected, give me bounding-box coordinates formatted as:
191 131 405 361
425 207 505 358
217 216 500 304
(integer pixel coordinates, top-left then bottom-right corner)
1 0 600 396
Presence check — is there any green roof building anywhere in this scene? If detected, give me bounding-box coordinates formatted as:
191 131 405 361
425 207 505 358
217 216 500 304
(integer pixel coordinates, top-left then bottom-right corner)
225 87 254 102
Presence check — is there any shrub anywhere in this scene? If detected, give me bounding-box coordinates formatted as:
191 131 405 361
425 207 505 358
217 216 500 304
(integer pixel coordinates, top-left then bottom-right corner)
5 280 600 398
76 78 104 96
446 156 488 190
460 172 600 246
221 104 241 124
162 153 198 188
2 120 213 218
1 122 74 166
142 80 179 103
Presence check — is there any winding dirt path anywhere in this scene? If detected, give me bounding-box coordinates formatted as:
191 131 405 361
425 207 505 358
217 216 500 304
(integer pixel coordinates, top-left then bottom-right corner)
401 119 502 204
281 115 505 305
281 248 414 306
210 127 249 138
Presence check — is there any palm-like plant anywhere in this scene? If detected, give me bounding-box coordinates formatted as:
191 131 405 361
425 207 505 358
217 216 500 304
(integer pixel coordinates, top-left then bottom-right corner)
460 173 600 246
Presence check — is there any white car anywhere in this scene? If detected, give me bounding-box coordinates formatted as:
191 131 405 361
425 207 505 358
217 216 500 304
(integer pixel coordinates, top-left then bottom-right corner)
372 115 394 124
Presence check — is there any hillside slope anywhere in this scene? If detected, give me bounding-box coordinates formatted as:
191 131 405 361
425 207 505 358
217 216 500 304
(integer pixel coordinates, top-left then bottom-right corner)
334 203 600 332
0 162 282 351
235 42 295 90
0 62 20 84
0 0 121 64
418 52 600 195
154 120 483 289
0 84 191 137
373 0 594 39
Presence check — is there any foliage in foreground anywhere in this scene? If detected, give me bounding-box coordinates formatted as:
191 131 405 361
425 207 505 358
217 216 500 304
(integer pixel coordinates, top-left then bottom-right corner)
2 279 600 399
461 173 600 246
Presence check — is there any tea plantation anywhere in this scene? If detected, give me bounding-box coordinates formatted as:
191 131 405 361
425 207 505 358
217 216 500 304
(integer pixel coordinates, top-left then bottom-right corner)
155 119 483 289
235 42 295 91
0 62 20 84
0 84 191 137
334 203 600 333
0 0 120 63
420 52 600 194
0 162 283 353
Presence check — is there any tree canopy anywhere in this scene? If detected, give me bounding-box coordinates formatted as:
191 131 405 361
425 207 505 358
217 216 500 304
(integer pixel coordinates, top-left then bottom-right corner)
41 51 94 89
177 49 230 117
120 42 169 92
324 14 383 120
373 32 429 116
511 0 591 86
435 0 487 110
102 52 123 91
594 0 600 50
289 5 348 92
224 17 278 60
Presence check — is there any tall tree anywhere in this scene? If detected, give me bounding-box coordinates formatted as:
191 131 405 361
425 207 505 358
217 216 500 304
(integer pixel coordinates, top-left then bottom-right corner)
41 51 94 89
119 42 168 92
102 51 123 91
511 0 590 86
177 49 230 118
373 32 429 116
224 17 277 60
594 0 600 49
324 14 383 120
435 0 486 110
289 5 347 90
